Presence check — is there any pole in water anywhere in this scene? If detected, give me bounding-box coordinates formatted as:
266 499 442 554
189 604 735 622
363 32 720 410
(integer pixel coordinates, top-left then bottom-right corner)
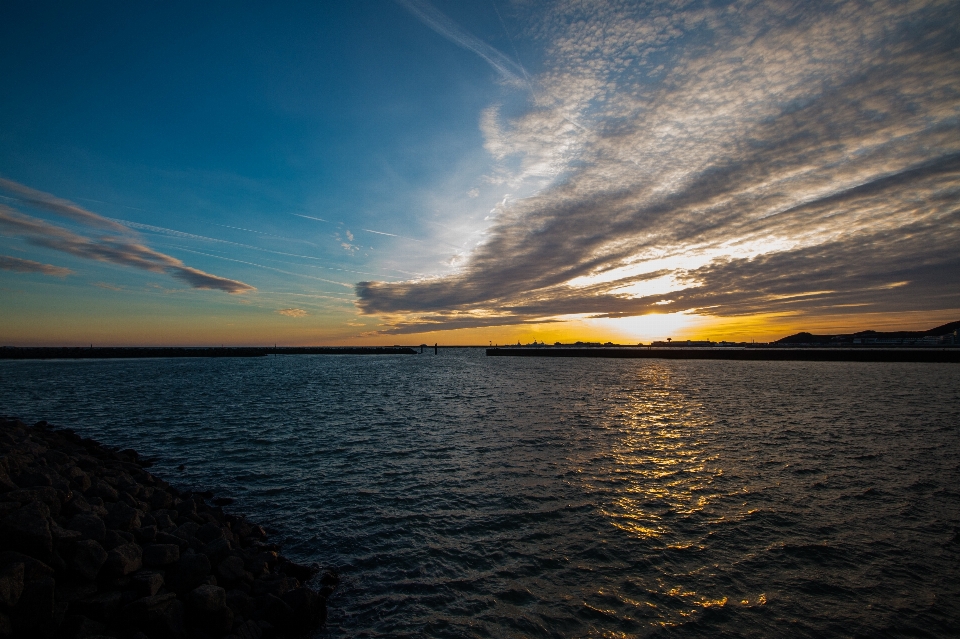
435 343 438 355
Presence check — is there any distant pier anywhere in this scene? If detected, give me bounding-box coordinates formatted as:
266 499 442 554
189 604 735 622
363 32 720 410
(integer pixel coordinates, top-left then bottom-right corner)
486 347 960 363
0 346 418 359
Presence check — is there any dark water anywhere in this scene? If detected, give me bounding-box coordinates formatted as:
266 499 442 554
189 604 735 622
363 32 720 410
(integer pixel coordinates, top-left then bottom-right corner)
1 350 959 637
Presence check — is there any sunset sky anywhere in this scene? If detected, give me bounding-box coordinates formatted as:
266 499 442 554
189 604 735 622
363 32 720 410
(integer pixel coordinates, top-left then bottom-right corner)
2 0 958 346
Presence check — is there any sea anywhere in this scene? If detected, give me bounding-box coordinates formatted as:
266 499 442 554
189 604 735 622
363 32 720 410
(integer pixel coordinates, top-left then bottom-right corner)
1 349 959 638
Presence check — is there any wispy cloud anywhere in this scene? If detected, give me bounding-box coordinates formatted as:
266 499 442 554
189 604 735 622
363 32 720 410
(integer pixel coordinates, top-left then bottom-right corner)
395 0 524 83
0 181 255 293
358 0 960 333
277 308 309 317
0 254 73 276
0 179 130 233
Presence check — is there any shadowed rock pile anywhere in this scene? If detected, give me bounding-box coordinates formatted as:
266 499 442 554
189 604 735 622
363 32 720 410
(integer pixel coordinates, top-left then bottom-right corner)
0 416 339 639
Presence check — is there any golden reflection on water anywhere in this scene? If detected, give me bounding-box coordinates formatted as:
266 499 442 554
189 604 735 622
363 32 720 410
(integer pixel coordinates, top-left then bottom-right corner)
584 364 721 542
578 363 766 625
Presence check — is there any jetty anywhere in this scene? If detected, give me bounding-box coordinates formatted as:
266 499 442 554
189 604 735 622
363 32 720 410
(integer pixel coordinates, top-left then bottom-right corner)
0 347 417 360
486 347 960 363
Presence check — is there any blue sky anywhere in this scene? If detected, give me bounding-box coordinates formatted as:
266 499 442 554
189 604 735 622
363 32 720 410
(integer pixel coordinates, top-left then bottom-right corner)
2 1 959 345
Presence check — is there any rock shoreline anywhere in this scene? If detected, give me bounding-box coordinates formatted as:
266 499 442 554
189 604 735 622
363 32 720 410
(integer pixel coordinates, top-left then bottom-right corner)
0 416 338 639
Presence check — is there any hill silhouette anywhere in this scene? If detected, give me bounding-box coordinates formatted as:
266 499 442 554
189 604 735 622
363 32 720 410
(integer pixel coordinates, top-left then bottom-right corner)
775 320 960 344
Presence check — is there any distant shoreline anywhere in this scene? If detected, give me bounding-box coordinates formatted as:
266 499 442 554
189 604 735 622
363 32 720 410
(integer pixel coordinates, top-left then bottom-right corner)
0 347 418 360
486 347 960 363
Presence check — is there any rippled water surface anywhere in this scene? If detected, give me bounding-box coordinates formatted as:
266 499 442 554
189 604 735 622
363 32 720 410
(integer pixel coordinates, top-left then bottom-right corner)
2 350 959 637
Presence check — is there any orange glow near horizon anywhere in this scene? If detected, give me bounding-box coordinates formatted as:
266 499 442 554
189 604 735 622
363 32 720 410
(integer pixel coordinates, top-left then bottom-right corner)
2 308 957 347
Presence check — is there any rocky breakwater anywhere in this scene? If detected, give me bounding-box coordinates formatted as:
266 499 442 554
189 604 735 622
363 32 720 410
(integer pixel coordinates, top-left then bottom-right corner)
0 416 339 639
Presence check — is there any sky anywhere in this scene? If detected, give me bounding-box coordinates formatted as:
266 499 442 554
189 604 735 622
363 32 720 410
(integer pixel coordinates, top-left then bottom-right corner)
1 0 958 346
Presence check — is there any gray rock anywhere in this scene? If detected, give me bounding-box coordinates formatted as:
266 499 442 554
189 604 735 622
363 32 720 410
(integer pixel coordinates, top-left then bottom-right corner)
104 543 142 576
233 618 264 639
195 521 224 544
255 593 293 628
66 467 92 492
154 531 187 549
142 543 180 567
0 562 23 607
226 588 254 618
150 490 174 511
201 537 231 565
251 576 299 598
104 500 141 531
133 524 157 543
54 579 97 603
218 556 253 585
0 500 53 559
11 576 55 634
102 529 134 550
0 550 54 583
72 590 123 622
131 571 164 597
1 487 61 516
67 512 106 541
173 520 200 541
187 584 227 612
69 539 108 580
57 614 106 639
169 551 211 594
86 478 119 502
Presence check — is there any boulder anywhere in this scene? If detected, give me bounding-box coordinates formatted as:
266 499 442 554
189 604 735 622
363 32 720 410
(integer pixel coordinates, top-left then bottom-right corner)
251 576 299 598
254 593 293 628
173 521 200 541
200 537 231 565
187 585 233 634
142 543 180 567
226 588 255 618
104 500 141 531
0 550 54 583
218 556 253 585
233 618 264 639
57 614 106 639
102 529 134 550
134 525 158 543
0 500 53 560
72 589 123 623
11 576 55 634
0 561 23 607
131 571 165 597
69 539 108 580
86 478 119 502
154 531 187 549
67 512 106 542
187 584 226 613
104 543 142 576
195 522 224 544
168 551 210 594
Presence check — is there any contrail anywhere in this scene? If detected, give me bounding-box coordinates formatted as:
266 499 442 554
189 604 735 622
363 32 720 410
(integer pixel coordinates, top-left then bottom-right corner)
395 0 524 83
291 213 330 223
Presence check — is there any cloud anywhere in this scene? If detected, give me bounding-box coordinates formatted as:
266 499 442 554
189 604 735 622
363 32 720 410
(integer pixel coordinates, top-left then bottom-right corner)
0 180 255 294
0 254 73 276
0 178 129 233
358 0 960 333
277 308 309 317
